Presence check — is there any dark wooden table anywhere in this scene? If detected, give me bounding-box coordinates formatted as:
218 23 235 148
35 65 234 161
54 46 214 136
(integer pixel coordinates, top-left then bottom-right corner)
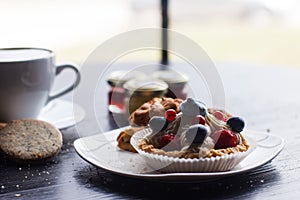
1 63 300 199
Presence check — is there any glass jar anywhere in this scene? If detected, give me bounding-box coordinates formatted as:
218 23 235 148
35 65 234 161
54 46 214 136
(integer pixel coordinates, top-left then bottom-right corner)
106 70 144 113
151 70 188 99
123 78 168 114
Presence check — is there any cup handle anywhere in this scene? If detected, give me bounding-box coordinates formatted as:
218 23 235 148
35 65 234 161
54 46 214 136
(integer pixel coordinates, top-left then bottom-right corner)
47 64 80 103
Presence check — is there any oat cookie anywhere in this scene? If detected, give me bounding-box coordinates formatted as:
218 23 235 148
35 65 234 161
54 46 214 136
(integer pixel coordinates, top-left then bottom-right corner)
0 119 63 163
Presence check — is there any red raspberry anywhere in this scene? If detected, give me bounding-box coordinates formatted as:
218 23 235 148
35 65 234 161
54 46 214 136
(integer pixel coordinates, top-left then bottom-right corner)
213 111 227 122
159 134 180 150
165 109 177 122
211 129 237 149
159 134 175 148
191 115 206 125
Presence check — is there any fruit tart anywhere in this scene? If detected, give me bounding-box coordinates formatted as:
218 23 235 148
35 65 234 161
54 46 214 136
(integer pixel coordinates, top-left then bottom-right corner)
131 98 254 172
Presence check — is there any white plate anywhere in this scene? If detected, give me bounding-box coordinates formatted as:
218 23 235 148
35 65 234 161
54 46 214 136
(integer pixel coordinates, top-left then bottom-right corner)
74 128 284 181
38 99 85 129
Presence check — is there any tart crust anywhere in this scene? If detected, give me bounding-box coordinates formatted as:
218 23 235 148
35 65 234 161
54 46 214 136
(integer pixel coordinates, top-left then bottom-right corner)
138 134 250 159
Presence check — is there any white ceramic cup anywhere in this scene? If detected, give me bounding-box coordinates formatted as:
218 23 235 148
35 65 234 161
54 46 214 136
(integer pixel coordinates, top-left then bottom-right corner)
0 48 80 122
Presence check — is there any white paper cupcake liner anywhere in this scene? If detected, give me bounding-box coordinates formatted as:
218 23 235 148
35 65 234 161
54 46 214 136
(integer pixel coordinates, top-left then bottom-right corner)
131 128 255 173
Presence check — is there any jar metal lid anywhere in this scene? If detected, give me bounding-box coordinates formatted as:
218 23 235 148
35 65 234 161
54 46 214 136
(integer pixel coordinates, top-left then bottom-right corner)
123 78 168 92
106 70 145 86
151 70 188 84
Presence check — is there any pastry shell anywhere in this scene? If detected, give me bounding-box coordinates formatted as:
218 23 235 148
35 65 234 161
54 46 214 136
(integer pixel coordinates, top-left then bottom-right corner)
131 128 255 172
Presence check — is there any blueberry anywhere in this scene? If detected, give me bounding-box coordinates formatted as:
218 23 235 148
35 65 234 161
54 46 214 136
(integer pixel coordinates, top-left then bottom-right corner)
226 117 245 132
185 124 208 144
180 98 207 117
195 100 207 116
149 116 168 132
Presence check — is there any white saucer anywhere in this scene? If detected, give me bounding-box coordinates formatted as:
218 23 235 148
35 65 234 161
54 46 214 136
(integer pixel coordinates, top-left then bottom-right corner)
74 128 284 181
38 99 85 129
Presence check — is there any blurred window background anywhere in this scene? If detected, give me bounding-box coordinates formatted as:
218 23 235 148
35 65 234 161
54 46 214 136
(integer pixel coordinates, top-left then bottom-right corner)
1 0 300 67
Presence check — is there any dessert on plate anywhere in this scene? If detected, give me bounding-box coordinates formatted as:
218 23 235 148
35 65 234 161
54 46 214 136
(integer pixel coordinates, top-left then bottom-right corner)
130 97 253 172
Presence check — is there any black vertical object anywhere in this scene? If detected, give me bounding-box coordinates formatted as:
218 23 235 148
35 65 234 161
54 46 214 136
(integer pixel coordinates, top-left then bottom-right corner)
161 0 168 67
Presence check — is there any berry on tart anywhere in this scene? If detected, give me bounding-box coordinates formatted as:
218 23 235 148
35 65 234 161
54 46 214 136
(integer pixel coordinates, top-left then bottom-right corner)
213 111 227 122
191 115 206 125
165 109 177 122
226 117 245 133
159 133 175 148
185 124 208 145
159 133 180 151
211 129 237 149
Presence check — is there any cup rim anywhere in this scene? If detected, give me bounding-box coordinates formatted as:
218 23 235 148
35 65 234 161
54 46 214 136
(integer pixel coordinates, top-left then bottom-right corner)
0 47 54 63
